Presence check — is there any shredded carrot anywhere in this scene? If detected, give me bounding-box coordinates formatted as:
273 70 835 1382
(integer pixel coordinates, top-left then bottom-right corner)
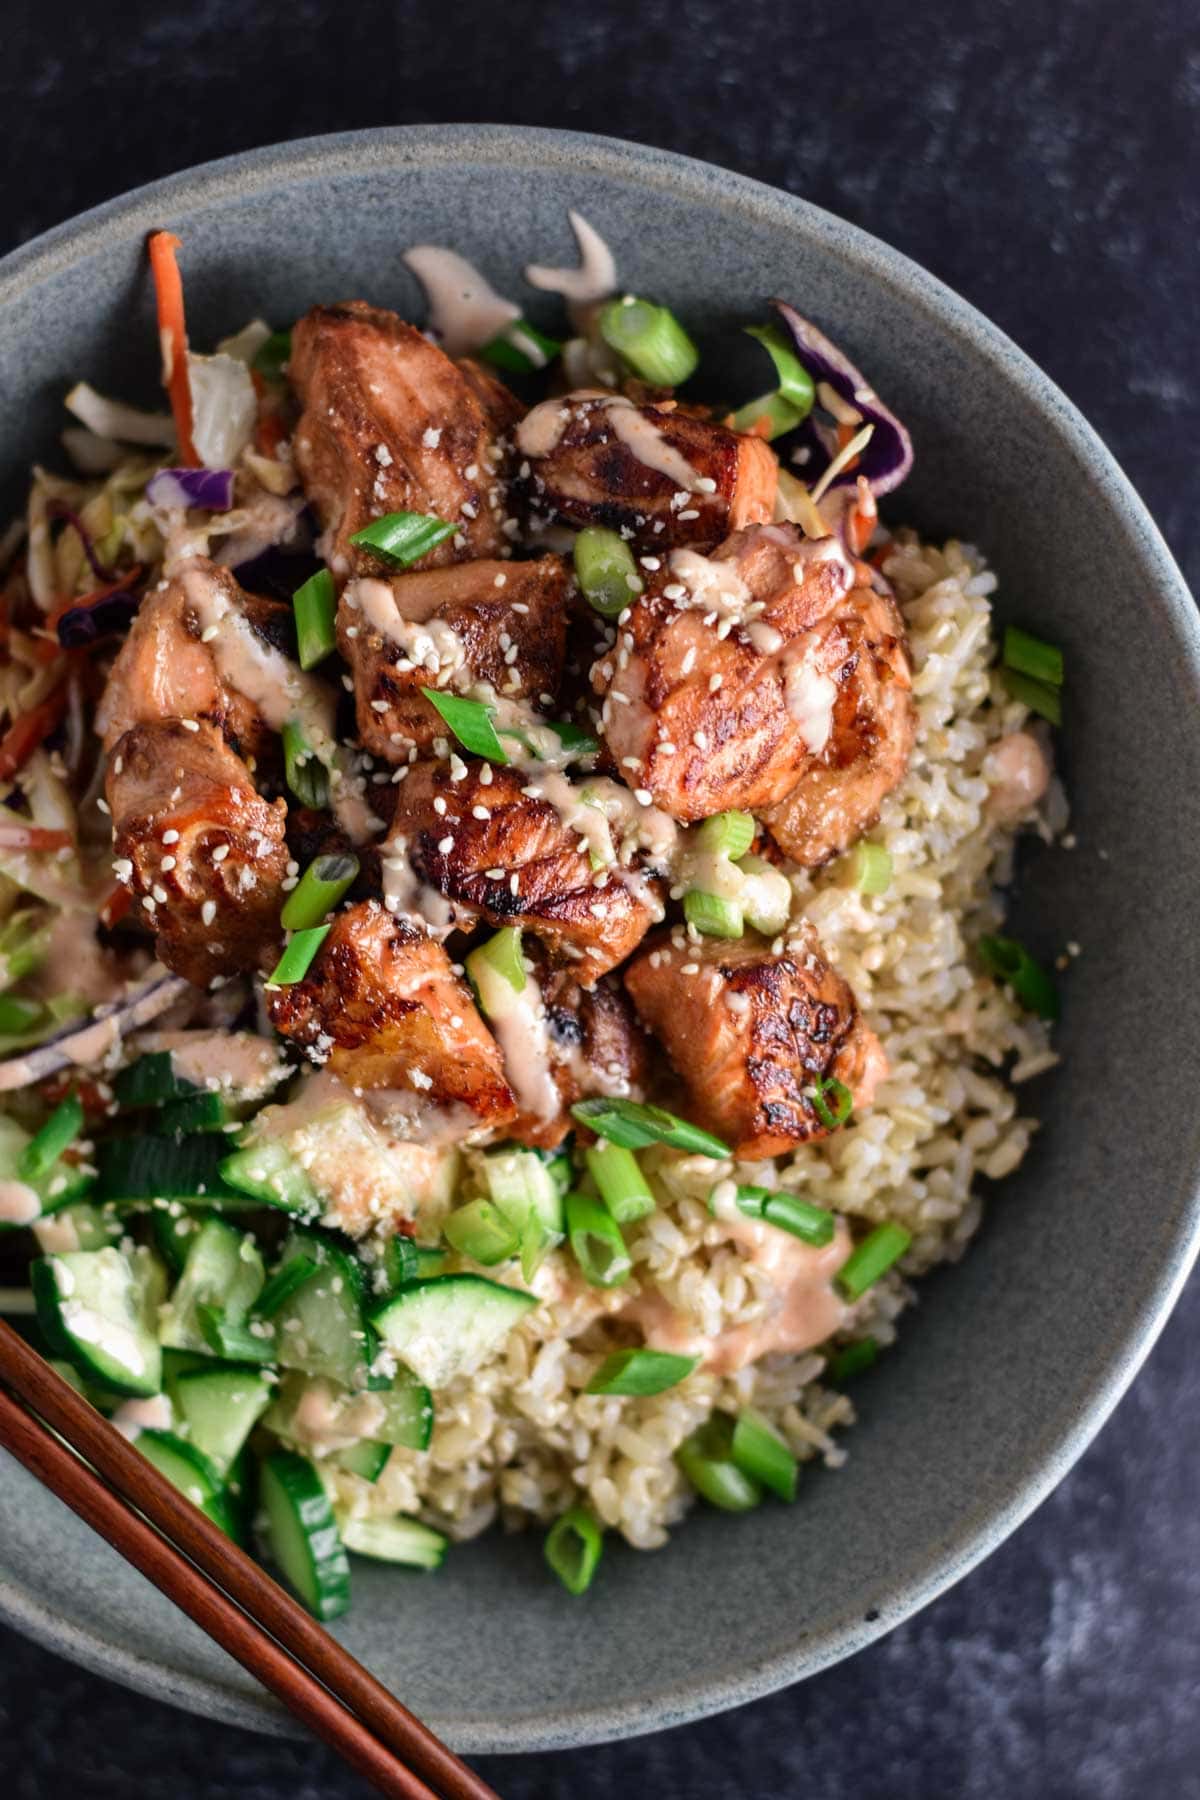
255 410 288 459
98 883 134 930
40 1073 110 1116
147 230 200 467
0 821 73 853
834 419 863 475
845 476 877 556
0 688 69 782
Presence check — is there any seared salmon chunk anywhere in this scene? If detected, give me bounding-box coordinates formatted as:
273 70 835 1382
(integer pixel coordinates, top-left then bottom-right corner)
289 301 516 578
515 390 777 550
503 956 652 1150
623 925 886 1158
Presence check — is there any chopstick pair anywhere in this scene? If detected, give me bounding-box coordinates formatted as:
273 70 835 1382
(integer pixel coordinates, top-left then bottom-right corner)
0 1319 498 1800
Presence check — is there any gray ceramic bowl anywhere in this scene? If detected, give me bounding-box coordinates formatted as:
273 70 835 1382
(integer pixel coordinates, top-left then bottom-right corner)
1 125 1198 1755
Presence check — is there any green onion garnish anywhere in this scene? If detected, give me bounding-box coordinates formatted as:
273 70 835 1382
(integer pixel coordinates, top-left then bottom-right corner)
825 1337 879 1384
599 297 699 387
544 1505 604 1595
282 720 329 809
977 934 1059 1020
682 890 744 939
571 1097 729 1159
267 925 331 987
762 1192 836 1246
349 511 456 569
695 810 755 861
584 1142 656 1226
478 318 563 376
465 927 526 1017
292 568 337 671
18 1092 83 1183
585 1347 699 1396
729 324 816 439
252 329 292 381
280 853 360 932
420 689 510 764
730 1407 798 1502
0 996 46 1036
675 1415 762 1512
810 1075 854 1131
250 1255 319 1322
729 391 808 440
443 1198 520 1266
573 527 643 619
836 1222 911 1300
847 842 892 895
1001 669 1061 726
1003 626 1063 689
542 719 601 758
565 1190 631 1288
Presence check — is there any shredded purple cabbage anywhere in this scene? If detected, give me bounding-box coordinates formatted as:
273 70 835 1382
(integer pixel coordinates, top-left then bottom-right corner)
145 467 235 511
771 301 913 497
56 585 141 648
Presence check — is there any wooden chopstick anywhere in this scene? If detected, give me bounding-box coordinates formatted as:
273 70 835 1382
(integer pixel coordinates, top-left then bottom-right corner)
0 1321 499 1800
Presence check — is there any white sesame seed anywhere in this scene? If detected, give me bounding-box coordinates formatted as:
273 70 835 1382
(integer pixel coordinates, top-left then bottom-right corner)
212 843 230 863
180 718 200 732
162 830 179 844
634 789 653 806
200 624 220 642
201 900 217 926
437 835 454 853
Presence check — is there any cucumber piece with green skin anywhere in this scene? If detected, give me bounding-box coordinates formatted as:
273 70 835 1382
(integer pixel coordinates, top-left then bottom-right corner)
0 1116 93 1231
219 1139 322 1218
370 1275 537 1388
333 1439 392 1482
264 1368 433 1454
159 1217 265 1354
133 1428 240 1537
95 1134 241 1205
336 1513 446 1568
30 1247 162 1396
481 1147 564 1236
259 1450 351 1620
113 1052 199 1108
251 1255 320 1322
150 1205 211 1274
155 1092 237 1135
173 1364 273 1474
34 1199 121 1254
197 1304 276 1365
271 1229 373 1389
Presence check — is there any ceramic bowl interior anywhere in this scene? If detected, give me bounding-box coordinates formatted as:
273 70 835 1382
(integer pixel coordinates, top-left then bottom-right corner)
1 126 1198 1754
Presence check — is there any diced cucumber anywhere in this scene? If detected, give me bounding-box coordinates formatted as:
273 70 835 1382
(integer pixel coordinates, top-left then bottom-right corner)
159 1217 265 1354
150 1204 211 1273
373 1369 434 1450
259 1450 351 1620
333 1439 392 1482
197 1305 276 1365
219 1139 322 1218
251 1255 320 1321
481 1147 565 1236
33 1200 121 1254
134 1428 239 1537
0 1115 93 1231
336 1513 446 1569
114 1052 200 1108
370 1275 536 1388
155 1093 237 1135
271 1229 371 1388
31 1247 162 1396
95 1134 241 1205
173 1364 273 1473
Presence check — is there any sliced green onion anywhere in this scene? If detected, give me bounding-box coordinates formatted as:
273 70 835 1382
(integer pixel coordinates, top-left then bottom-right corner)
465 927 526 1017
18 1093 83 1183
1003 625 1063 689
573 527 643 619
846 842 892 895
267 925 331 988
544 1505 603 1595
348 511 456 569
542 719 600 758
280 854 360 932
565 1190 631 1288
585 1347 699 1396
420 689 509 764
292 569 337 671
836 1222 911 1300
571 1097 729 1159
252 329 292 381
0 909 50 985
479 318 563 375
599 297 699 386
1001 668 1062 726
723 1183 769 1217
675 1415 762 1512
251 1255 320 1322
730 1407 798 1502
282 720 329 810
443 1198 519 1266
763 1192 836 1247
695 810 755 861
738 854 793 937
584 1142 655 1226
809 1075 854 1131
977 934 1059 1020
729 324 816 439
0 996 46 1036
683 890 744 939
729 391 807 441
826 1337 879 1384
519 1208 552 1285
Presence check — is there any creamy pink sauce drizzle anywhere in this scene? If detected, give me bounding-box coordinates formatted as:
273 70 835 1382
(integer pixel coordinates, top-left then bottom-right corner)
401 246 521 356
516 392 702 490
525 211 618 313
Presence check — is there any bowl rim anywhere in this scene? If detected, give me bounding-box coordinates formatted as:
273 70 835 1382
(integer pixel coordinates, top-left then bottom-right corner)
1 121 1198 1755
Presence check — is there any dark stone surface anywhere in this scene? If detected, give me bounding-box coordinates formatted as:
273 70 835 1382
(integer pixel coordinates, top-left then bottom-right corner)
0 0 1196 1794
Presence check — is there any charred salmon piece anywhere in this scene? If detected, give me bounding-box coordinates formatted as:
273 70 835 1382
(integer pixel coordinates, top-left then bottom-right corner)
338 555 569 762
95 556 312 764
268 899 517 1136
623 924 886 1159
456 356 527 436
107 720 288 988
514 389 778 550
761 586 915 867
503 957 653 1150
289 302 513 579
386 760 662 986
594 526 869 822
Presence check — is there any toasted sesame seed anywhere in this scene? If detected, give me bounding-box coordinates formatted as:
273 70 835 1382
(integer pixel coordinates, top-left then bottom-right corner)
437 835 455 853
201 900 217 926
212 843 230 863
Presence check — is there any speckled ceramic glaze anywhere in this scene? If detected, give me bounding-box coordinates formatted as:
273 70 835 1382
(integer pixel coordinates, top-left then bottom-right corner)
0 126 1197 1754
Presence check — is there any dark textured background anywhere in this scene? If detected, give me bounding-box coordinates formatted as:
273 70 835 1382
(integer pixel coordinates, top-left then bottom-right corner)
1 1 1198 1794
